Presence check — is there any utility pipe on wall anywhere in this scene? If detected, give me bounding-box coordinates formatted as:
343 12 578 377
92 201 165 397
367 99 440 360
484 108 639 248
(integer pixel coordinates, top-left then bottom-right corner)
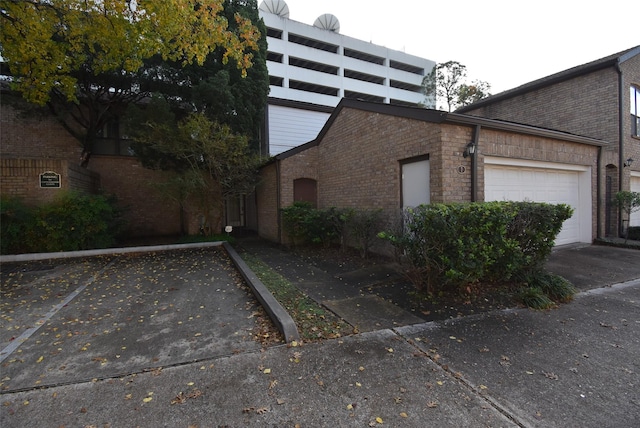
470 125 481 202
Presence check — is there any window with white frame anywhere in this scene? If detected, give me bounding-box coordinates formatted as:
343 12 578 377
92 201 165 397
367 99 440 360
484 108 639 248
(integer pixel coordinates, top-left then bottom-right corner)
631 85 640 137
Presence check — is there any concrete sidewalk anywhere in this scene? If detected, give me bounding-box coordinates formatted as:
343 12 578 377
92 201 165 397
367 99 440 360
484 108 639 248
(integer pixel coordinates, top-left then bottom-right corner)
2 275 638 427
1 241 639 427
236 237 427 333
398 281 640 427
237 237 640 333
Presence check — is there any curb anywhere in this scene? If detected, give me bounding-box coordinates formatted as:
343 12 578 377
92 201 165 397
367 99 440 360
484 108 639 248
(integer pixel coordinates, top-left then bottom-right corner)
0 242 223 262
1 242 300 344
223 242 300 343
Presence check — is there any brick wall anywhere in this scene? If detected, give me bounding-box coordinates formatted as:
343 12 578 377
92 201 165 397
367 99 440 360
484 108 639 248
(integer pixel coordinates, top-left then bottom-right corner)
89 156 182 237
621 55 640 189
68 164 100 193
312 110 481 212
462 56 640 236
477 128 600 239
1 158 99 203
263 105 601 247
1 102 185 238
279 146 318 208
256 162 279 241
1 103 82 163
464 68 619 146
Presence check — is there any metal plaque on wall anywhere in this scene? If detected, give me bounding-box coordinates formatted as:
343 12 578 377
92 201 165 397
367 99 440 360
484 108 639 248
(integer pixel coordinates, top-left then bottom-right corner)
40 171 61 188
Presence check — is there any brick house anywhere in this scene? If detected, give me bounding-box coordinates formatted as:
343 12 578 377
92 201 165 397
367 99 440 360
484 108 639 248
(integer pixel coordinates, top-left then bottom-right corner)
457 46 640 235
255 99 608 248
1 97 184 238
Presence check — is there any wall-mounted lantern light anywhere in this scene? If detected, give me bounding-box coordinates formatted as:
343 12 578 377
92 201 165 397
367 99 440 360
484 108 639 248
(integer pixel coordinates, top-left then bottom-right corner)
463 141 476 158
624 158 634 168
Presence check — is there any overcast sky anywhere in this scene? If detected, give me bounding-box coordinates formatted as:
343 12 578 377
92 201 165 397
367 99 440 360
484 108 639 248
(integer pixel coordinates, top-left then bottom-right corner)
275 0 638 94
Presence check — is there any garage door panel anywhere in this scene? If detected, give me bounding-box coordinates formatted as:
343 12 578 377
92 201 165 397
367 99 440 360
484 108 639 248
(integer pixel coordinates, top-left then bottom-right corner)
631 176 640 227
485 164 589 246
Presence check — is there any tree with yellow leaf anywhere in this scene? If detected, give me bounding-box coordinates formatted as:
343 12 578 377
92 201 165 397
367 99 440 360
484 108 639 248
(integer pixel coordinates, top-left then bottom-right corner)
0 0 261 165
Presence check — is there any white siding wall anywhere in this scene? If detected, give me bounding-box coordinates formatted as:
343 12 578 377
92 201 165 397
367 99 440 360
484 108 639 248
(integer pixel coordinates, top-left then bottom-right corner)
268 105 330 155
260 8 435 155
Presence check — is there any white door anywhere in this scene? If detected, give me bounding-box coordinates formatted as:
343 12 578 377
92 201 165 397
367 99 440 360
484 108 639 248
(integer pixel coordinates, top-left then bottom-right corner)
402 159 430 208
484 158 592 246
631 173 640 227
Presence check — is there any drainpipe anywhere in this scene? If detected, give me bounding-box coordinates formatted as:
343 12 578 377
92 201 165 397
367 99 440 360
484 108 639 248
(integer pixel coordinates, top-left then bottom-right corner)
597 145 603 239
616 62 625 237
470 125 481 202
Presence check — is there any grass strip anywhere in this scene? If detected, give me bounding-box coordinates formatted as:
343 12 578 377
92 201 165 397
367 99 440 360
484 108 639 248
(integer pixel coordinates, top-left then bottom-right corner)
241 253 351 341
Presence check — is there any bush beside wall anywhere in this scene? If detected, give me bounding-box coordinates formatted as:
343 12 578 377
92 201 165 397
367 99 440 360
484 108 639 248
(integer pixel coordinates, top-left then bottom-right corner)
1 192 126 254
379 202 573 294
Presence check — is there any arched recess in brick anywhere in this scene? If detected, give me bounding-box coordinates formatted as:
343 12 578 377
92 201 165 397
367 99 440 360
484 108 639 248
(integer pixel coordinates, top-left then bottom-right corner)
293 178 317 207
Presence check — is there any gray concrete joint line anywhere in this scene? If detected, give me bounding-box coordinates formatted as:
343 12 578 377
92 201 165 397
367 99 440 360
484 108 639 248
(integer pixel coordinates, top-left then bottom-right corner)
0 257 120 364
576 277 640 296
0 241 224 263
393 327 530 428
0 344 285 396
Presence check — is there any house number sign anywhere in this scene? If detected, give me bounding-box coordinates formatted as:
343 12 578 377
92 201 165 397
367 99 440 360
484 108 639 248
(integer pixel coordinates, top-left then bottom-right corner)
40 171 61 188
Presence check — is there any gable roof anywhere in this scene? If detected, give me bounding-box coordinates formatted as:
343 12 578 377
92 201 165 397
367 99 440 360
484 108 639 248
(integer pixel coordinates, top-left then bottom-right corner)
457 45 640 113
274 99 608 160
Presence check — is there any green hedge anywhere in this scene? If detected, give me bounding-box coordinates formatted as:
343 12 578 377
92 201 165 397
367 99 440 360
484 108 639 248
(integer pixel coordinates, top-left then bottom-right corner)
627 226 640 241
379 202 573 294
1 192 126 254
280 202 383 257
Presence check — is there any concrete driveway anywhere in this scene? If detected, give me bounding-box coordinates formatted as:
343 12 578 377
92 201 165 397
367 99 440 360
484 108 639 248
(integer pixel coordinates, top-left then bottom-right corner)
1 243 638 427
545 244 640 290
0 247 266 393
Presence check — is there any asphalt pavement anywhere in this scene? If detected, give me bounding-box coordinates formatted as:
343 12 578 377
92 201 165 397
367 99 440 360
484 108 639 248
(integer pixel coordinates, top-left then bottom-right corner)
0 241 638 427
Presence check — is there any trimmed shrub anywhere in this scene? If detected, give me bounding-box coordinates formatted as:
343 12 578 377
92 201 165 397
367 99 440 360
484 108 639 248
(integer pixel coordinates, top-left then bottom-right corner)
281 204 377 252
1 196 33 254
0 192 125 254
379 201 573 294
281 201 314 246
627 226 640 241
502 201 574 273
347 208 383 258
305 207 350 248
380 203 517 293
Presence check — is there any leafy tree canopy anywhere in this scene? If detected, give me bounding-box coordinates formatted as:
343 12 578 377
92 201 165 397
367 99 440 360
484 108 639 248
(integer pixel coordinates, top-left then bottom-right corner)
126 96 263 233
1 0 259 104
422 61 491 112
0 0 263 161
139 0 269 152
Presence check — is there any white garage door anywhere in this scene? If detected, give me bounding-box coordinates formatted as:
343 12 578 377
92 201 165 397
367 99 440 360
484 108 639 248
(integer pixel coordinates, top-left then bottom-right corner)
484 158 592 246
631 173 640 227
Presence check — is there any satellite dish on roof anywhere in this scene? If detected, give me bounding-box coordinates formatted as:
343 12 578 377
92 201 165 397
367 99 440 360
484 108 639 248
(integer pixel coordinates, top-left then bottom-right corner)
314 14 340 32
259 0 290 18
